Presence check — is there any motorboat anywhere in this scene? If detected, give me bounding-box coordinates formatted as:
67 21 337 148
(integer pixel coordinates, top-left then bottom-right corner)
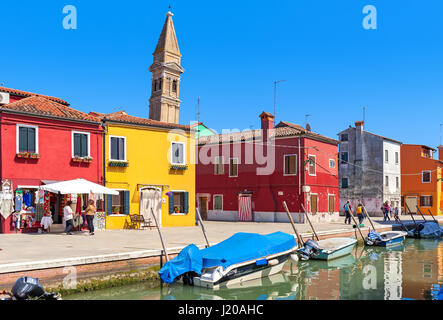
365 230 407 247
297 238 357 261
406 221 442 239
158 232 298 289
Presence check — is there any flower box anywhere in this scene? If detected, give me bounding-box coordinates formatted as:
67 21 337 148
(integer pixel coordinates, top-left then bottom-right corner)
108 161 129 167
72 156 93 163
17 152 40 159
170 164 188 170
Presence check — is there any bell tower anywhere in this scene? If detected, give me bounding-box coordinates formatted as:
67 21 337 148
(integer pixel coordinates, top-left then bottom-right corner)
149 11 184 124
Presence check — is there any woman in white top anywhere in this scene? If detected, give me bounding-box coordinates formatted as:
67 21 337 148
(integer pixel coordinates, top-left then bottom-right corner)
63 201 75 235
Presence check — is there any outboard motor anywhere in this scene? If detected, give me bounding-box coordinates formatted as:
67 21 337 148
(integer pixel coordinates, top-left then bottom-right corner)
298 239 320 261
10 277 60 300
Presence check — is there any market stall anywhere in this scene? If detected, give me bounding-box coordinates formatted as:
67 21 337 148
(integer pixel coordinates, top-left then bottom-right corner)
39 179 119 232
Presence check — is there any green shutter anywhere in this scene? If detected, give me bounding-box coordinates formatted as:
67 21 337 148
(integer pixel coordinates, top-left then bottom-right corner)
27 128 36 153
19 127 27 152
81 134 88 157
169 194 174 214
106 194 113 215
123 191 130 214
74 133 81 156
183 192 189 213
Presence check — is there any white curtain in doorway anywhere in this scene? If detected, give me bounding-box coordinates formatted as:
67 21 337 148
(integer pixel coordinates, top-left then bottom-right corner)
140 189 162 227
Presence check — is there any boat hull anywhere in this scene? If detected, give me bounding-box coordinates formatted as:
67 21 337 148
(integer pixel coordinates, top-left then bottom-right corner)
192 252 292 290
367 231 407 247
311 238 357 261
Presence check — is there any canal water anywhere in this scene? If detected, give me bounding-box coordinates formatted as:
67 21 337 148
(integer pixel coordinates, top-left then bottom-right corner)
67 239 442 300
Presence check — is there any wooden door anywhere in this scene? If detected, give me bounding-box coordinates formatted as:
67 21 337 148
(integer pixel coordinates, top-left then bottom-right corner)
199 197 208 220
310 194 318 214
328 195 335 213
405 196 417 214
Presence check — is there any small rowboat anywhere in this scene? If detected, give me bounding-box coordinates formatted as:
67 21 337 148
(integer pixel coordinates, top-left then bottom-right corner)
365 231 407 247
297 238 357 261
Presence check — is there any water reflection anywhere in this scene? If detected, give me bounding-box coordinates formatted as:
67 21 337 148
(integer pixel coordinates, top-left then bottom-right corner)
66 239 442 300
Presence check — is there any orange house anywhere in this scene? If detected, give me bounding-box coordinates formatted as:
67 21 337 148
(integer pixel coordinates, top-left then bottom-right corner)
400 144 443 216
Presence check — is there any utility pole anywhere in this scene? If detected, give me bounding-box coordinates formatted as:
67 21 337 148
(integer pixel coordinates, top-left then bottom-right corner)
273 80 286 126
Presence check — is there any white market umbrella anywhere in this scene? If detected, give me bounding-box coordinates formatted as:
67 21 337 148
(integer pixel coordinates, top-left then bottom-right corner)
39 178 119 195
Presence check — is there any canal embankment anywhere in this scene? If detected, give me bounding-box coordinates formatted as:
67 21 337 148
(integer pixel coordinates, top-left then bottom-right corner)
0 216 441 293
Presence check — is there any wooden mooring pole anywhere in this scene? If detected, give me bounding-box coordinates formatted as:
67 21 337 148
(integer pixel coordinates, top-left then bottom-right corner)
301 203 319 241
196 208 210 248
362 205 376 232
427 209 439 224
405 203 418 227
151 208 169 263
282 201 304 247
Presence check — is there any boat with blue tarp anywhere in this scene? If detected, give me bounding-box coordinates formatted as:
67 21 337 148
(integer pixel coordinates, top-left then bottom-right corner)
158 232 298 289
365 230 407 247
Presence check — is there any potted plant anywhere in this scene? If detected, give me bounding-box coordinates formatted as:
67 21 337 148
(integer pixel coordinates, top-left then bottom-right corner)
113 206 121 215
174 206 180 213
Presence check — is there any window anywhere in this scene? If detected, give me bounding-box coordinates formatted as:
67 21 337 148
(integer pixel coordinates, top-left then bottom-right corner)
396 177 400 189
308 155 316 176
341 178 349 188
422 171 431 183
214 156 224 175
284 155 297 175
329 159 335 168
154 80 157 91
17 125 38 153
72 132 90 157
229 158 238 177
108 190 129 215
110 136 126 161
420 196 433 207
340 134 348 142
385 176 389 187
171 142 185 165
340 152 348 164
385 150 389 163
172 80 177 93
159 78 162 90
169 191 189 214
395 152 399 164
213 195 223 211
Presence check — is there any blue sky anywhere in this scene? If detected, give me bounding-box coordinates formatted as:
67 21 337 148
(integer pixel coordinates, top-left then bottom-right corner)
1 0 443 151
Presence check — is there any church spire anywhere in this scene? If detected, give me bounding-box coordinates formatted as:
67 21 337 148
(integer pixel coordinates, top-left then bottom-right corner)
148 11 184 124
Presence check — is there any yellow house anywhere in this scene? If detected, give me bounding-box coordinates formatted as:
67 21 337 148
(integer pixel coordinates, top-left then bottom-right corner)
90 11 196 228
96 111 195 228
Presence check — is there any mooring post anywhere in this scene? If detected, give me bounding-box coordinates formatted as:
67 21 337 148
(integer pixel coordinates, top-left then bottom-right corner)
196 208 210 248
282 201 304 247
301 203 320 241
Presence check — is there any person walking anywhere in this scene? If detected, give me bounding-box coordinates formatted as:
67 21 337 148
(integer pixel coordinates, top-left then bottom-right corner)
344 200 352 225
393 206 400 222
356 200 364 224
382 201 391 222
85 199 96 236
63 201 75 235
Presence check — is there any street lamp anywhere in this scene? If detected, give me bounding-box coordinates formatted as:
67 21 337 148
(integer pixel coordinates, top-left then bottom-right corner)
274 80 286 126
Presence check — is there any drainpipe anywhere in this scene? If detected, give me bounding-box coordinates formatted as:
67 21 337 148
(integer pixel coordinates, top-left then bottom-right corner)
102 122 107 187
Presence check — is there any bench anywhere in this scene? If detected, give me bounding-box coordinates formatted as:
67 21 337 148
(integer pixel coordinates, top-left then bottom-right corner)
129 215 154 230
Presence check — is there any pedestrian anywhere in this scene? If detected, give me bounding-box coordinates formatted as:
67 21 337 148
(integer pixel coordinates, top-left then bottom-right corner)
63 201 75 235
344 200 352 225
382 201 391 222
394 206 400 222
85 199 96 236
356 200 364 224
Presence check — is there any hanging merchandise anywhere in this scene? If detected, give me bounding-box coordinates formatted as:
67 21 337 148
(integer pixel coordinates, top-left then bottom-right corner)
14 190 23 212
0 191 14 220
43 192 50 216
23 191 32 207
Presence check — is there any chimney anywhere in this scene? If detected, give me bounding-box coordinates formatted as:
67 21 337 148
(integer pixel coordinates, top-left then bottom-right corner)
259 111 274 141
355 120 364 132
439 145 443 162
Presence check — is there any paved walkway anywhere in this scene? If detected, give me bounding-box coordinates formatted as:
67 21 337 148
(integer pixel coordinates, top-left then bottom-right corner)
0 215 440 269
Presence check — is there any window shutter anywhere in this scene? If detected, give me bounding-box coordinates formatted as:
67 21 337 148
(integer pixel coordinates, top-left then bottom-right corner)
420 196 424 207
169 194 174 213
123 191 130 214
430 196 433 207
19 127 27 152
183 192 189 213
106 194 113 215
111 138 118 160
27 128 36 153
74 133 81 156
81 134 88 157
118 138 125 160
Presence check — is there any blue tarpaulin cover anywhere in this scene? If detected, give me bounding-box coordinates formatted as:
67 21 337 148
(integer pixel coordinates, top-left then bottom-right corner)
158 232 296 284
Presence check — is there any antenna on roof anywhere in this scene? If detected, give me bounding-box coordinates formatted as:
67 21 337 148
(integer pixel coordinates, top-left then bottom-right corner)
363 106 367 125
195 96 200 124
168 0 172 10
440 123 442 146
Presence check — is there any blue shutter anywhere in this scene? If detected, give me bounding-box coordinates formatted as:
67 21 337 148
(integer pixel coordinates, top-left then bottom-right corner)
123 191 130 215
74 133 81 156
106 194 113 215
27 128 36 153
19 127 27 152
183 192 189 213
169 193 174 214
81 134 88 157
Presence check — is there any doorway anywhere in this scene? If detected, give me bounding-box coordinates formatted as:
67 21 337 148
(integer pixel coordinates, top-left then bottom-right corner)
405 196 417 214
198 197 209 220
328 195 335 213
140 188 162 227
238 194 252 221
310 194 318 214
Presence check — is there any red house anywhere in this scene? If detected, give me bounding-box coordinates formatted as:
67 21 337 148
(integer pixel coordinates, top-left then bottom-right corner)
196 112 340 223
0 87 103 233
